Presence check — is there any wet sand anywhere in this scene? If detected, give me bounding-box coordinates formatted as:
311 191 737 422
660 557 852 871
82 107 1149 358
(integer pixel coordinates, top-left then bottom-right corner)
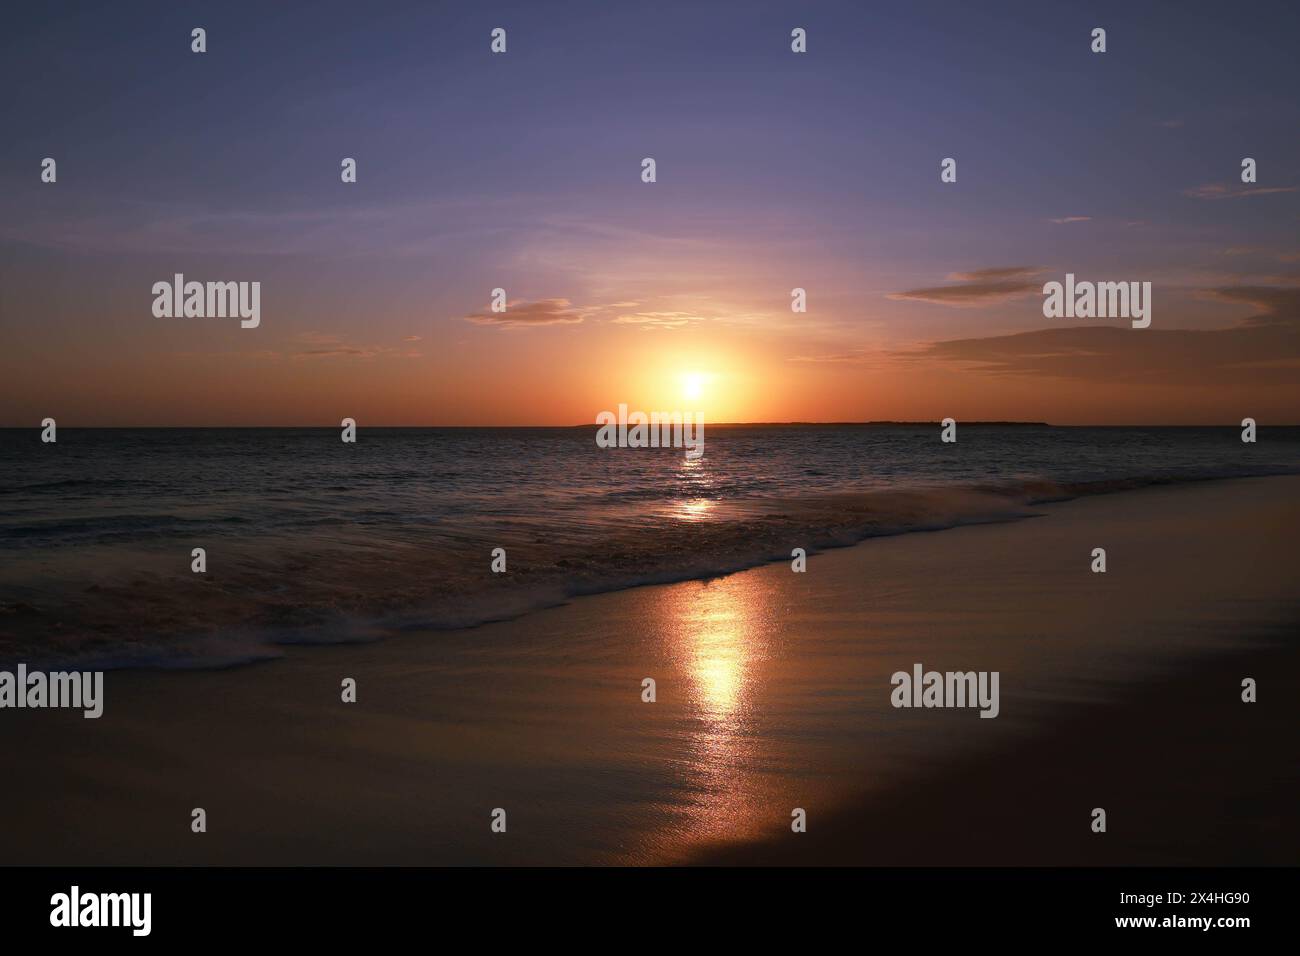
696 636 1299 865
1 476 1296 865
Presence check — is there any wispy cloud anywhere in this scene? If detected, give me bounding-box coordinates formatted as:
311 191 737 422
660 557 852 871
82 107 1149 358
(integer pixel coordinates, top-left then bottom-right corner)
462 298 586 328
887 266 1045 307
909 286 1300 385
459 294 761 331
1184 183 1298 201
0 194 552 258
287 331 422 360
1048 216 1091 225
1196 285 1300 317
1221 246 1300 264
611 310 699 329
787 349 876 365
182 331 422 362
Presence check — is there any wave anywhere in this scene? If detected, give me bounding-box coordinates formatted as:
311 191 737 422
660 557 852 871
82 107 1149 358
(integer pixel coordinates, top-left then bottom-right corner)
2 468 1297 671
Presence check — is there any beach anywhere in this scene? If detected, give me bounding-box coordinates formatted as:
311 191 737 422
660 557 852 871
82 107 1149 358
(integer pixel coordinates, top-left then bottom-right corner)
1 476 1296 866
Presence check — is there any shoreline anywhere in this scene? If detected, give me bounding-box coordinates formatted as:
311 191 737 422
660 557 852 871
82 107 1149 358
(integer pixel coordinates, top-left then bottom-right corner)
6 469 1299 673
0 476 1296 865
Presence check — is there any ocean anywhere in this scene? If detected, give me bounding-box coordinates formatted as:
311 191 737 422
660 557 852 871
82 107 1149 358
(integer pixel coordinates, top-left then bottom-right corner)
3 424 1298 668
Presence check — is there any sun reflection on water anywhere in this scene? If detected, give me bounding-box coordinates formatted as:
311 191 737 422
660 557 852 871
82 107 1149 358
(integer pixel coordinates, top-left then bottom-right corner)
670 498 715 523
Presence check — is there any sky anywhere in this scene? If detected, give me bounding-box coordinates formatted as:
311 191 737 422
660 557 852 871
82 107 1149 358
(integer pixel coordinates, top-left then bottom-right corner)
1 0 1298 426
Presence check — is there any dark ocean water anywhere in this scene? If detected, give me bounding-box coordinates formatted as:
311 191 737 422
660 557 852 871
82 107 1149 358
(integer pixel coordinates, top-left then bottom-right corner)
2 425 1297 668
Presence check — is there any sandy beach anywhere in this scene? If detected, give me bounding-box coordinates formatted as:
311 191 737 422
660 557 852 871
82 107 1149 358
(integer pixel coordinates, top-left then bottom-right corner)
1 476 1296 866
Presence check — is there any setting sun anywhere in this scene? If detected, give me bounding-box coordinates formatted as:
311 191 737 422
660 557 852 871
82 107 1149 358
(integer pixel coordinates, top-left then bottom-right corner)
681 371 709 402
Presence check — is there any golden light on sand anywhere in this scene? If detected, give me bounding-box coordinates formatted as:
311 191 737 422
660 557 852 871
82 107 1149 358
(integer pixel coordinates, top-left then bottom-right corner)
694 652 743 714
652 573 788 853
684 582 755 717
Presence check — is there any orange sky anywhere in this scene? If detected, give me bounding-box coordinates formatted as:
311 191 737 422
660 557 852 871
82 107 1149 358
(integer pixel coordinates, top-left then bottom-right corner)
4 275 1297 426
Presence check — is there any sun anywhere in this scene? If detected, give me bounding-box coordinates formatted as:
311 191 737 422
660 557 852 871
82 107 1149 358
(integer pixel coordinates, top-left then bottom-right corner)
681 371 709 402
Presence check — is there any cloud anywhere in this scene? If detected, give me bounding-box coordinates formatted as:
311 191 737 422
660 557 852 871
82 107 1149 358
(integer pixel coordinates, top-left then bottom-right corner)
1196 285 1300 319
611 310 699 329
1222 246 1300 264
462 298 586 328
787 349 876 365
1048 216 1091 224
286 331 422 360
459 296 749 331
0 195 520 258
1184 183 1298 201
945 267 1043 282
192 331 422 362
911 286 1300 386
888 266 1045 307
